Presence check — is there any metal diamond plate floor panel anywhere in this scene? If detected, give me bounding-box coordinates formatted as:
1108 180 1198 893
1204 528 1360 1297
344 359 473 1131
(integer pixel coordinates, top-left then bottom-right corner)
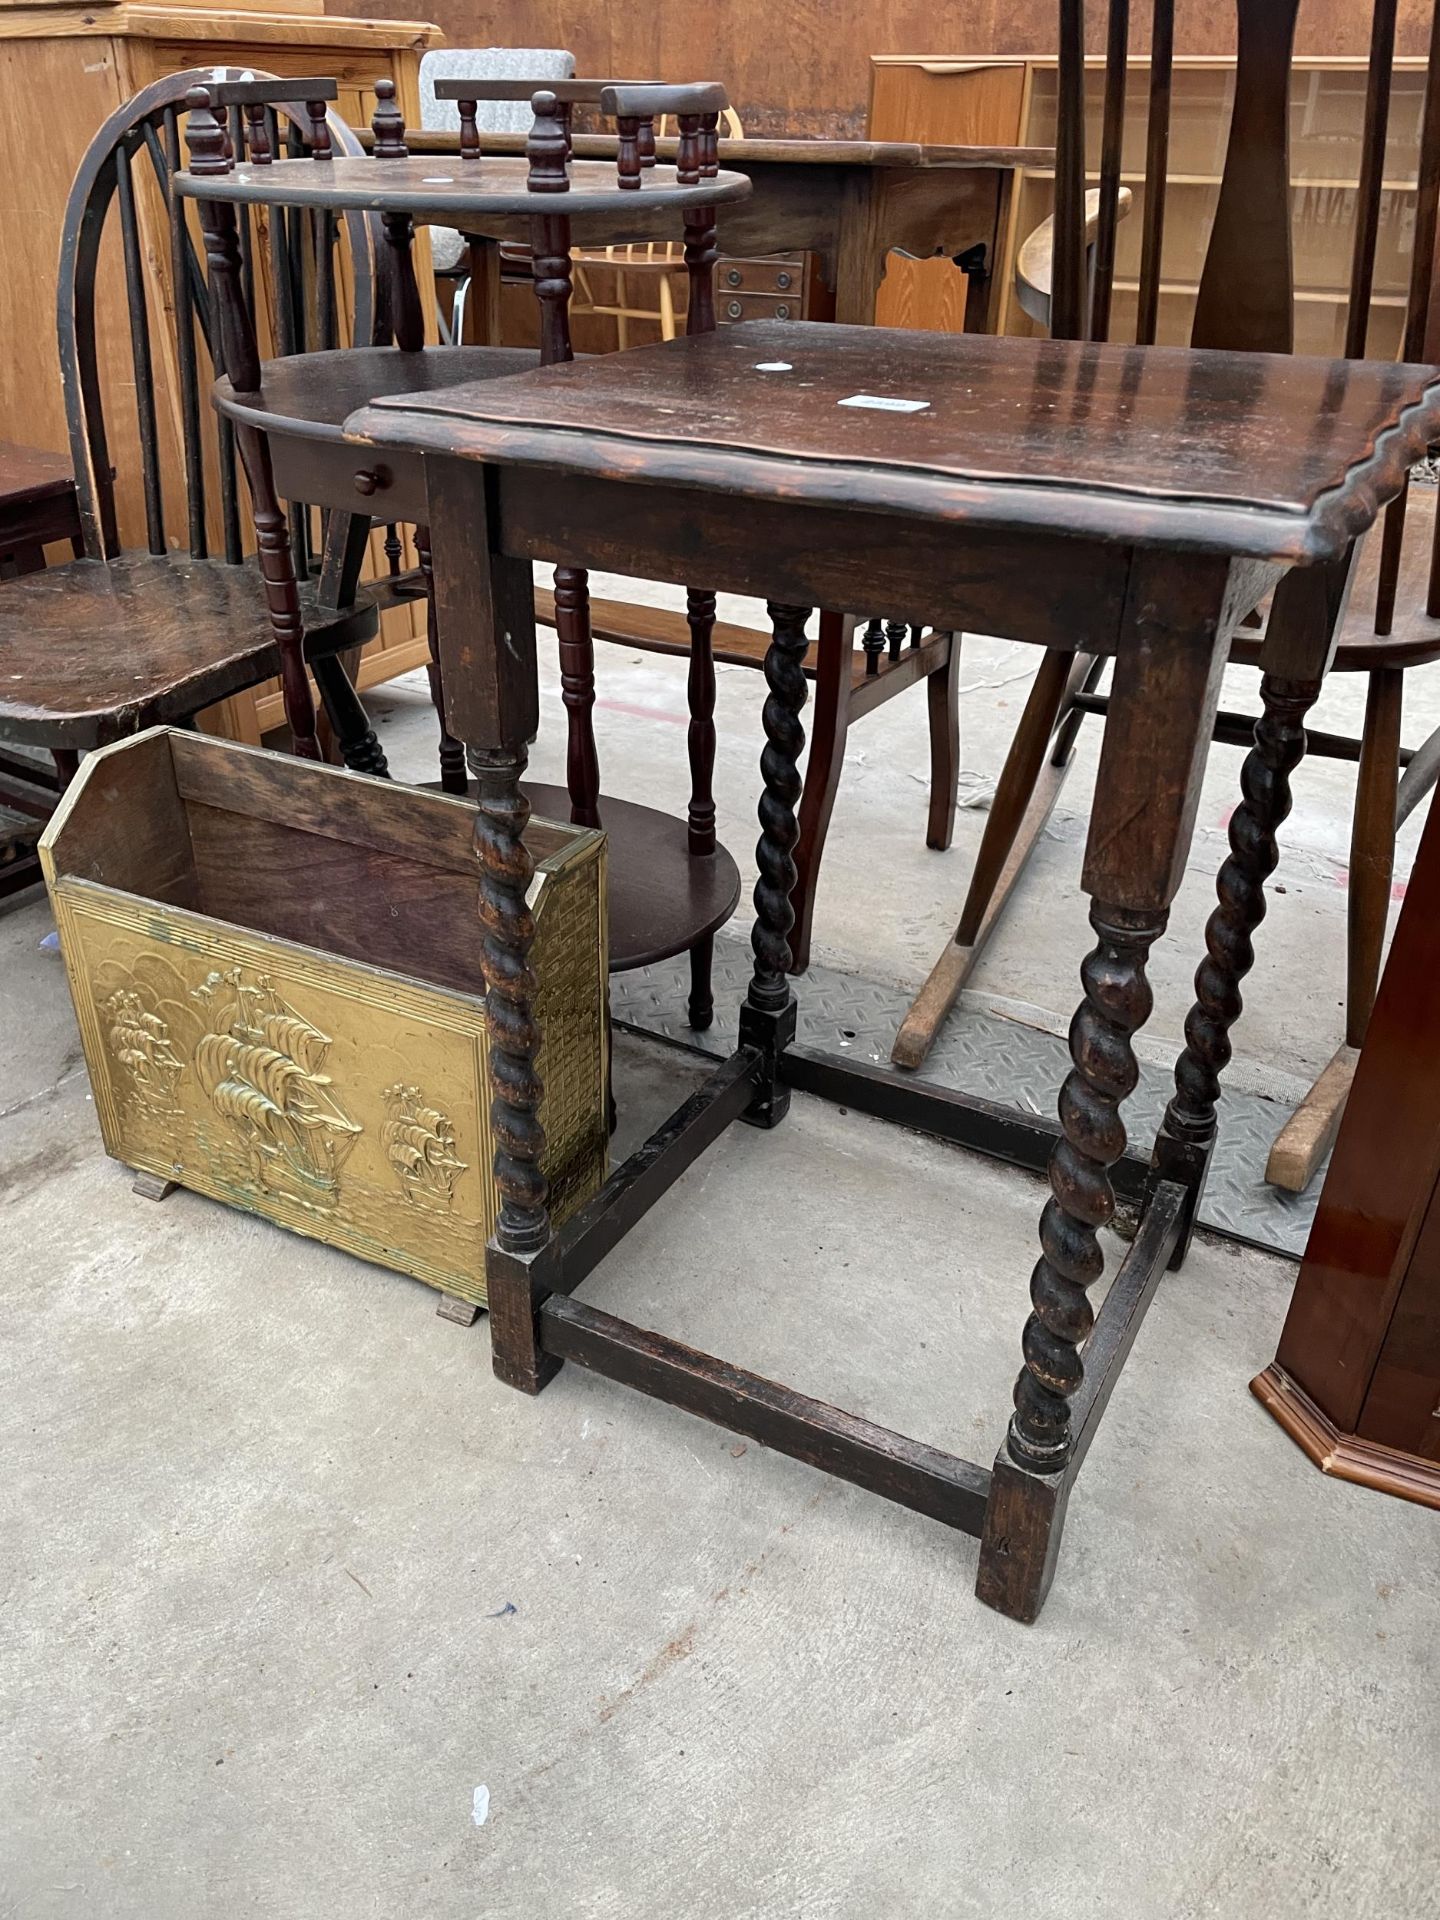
610 935 1320 1260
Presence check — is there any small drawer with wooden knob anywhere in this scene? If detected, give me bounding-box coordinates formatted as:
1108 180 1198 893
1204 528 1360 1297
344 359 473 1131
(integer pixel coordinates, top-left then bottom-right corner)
720 291 801 325
714 255 806 296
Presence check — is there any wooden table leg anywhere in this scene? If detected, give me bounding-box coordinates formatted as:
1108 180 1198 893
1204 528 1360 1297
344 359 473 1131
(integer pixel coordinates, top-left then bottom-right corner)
976 551 1237 1623
739 603 812 1130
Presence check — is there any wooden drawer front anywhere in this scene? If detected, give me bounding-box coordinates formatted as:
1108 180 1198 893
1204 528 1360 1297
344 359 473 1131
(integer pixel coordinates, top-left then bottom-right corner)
720 289 803 324
716 256 805 296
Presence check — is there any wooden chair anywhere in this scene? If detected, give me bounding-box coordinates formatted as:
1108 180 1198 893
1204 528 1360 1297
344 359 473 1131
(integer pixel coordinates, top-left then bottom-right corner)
894 0 1440 1202
0 70 379 847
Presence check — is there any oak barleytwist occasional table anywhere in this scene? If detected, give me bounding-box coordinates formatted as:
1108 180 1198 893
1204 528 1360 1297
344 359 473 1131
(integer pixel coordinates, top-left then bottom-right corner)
336 322 1440 1623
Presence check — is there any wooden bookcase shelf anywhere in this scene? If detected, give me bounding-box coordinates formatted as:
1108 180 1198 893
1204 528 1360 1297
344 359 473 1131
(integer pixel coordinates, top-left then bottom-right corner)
869 51 1429 356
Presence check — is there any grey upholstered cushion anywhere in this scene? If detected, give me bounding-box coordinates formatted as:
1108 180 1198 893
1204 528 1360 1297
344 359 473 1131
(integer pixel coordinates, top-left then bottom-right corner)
420 47 575 272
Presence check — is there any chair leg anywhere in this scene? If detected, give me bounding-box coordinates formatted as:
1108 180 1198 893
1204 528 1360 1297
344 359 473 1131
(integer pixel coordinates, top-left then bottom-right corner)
312 654 390 778
788 611 856 976
1264 665 1403 1193
658 271 677 343
892 649 1094 1070
924 631 962 850
1345 667 1404 1047
51 749 80 790
614 269 629 350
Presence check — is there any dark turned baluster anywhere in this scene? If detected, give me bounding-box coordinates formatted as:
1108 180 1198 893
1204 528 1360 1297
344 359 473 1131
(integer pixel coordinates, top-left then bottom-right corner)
383 524 404 575
370 85 424 353
616 114 642 187
306 97 333 158
638 116 657 169
371 76 407 156
186 87 320 761
241 99 271 163
471 742 551 1261
1007 902 1164 1472
676 111 703 184
861 619 885 675
885 619 908 661
1153 674 1315 1213
458 96 481 161
739 604 812 1130
416 527 469 794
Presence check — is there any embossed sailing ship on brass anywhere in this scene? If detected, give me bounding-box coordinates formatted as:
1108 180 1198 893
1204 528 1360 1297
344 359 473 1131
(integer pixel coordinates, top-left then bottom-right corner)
193 967 361 1210
382 1084 467 1211
101 987 185 1115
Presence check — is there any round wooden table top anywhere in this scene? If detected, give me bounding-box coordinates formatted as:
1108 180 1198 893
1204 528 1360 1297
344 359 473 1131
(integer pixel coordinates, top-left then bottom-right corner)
173 154 752 222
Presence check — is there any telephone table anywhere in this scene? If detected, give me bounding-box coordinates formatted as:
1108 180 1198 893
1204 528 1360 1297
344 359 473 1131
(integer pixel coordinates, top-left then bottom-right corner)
342 322 1440 1623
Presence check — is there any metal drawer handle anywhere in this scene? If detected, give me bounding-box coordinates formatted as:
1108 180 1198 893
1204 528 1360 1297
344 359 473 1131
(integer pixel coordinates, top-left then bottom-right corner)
725 268 742 286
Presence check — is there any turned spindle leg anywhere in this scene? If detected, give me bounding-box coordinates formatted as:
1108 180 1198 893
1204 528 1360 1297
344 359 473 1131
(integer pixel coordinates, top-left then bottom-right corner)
1151 672 1318 1256
686 588 718 1029
977 552 1236 1623
416 527 468 794
861 618 886 675
472 742 559 1395
554 567 601 828
679 191 722 1028
234 422 320 761
740 603 811 1128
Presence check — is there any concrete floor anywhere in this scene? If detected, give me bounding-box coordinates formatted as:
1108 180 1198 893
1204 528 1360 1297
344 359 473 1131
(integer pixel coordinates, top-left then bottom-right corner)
3 585 1438 1915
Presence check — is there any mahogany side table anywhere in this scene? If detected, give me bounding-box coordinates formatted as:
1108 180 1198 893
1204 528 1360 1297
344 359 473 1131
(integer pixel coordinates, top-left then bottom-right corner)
176 79 752 1024
342 323 1440 1623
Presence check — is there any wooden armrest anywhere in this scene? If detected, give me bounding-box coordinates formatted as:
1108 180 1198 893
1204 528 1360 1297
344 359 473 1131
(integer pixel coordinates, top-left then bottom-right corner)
1015 185 1133 326
195 77 338 108
432 77 632 104
599 82 729 119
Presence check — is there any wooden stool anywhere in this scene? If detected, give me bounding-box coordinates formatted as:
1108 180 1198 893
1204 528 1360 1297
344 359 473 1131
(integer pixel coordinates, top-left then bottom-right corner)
342 318 1440 1623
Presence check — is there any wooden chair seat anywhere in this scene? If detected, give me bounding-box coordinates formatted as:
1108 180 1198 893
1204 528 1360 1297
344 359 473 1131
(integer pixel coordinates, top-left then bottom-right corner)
216 344 542 443
0 551 375 749
1231 485 1440 672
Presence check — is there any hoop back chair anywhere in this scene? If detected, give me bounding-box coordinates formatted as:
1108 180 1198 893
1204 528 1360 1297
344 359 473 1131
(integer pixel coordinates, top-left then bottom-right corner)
895 0 1440 1197
0 68 381 830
